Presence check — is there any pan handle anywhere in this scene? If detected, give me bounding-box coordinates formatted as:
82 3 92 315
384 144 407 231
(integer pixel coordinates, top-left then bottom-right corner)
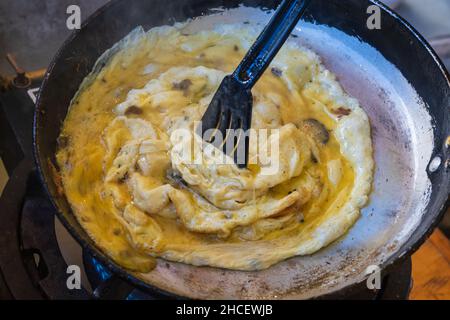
232 0 311 89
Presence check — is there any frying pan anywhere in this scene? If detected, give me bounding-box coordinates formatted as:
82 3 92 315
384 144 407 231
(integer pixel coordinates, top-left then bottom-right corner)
33 0 450 299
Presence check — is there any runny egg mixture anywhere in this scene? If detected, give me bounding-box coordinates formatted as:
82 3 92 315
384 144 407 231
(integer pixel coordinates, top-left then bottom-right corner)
56 23 373 272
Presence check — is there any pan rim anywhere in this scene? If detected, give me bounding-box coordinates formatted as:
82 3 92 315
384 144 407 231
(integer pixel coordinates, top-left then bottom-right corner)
33 0 450 299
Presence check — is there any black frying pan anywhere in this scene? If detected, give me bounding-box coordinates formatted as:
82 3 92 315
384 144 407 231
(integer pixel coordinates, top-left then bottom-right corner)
34 0 450 299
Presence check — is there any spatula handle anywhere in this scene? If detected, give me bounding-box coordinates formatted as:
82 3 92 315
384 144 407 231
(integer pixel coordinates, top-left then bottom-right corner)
232 0 311 89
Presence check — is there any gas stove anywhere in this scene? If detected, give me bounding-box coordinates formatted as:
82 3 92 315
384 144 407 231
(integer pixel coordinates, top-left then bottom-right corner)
0 61 414 300
2 0 450 300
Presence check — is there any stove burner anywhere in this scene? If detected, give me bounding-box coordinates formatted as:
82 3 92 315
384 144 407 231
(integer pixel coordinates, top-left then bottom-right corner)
0 160 88 299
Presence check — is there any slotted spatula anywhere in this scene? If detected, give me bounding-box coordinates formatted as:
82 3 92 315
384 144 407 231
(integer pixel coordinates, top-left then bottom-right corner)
199 0 311 168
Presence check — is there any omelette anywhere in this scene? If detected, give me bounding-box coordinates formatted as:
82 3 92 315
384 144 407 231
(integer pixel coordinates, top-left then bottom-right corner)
56 23 373 272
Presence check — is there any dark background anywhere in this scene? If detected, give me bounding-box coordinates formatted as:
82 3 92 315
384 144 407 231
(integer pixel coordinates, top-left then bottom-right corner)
0 0 109 75
0 0 449 76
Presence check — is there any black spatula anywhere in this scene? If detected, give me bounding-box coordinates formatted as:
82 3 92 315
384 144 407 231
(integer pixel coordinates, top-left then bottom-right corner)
199 0 311 168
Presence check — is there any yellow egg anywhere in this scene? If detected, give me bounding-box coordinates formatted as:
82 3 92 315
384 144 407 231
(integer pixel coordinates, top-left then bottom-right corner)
56 24 373 272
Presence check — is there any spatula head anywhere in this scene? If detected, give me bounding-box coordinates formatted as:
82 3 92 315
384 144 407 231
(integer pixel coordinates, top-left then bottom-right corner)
199 75 253 168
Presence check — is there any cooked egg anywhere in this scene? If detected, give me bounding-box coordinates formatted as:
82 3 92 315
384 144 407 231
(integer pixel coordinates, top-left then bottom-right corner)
56 23 373 272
